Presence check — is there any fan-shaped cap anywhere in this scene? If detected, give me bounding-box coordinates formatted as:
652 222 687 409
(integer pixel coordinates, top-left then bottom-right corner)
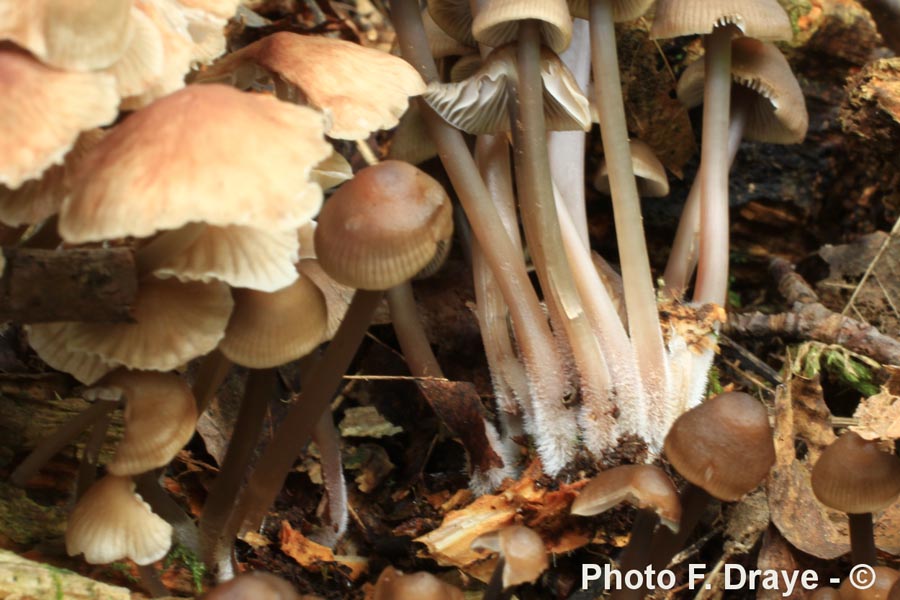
315 161 453 291
571 465 681 532
103 370 198 476
677 38 807 144
31 277 233 373
664 391 775 501
471 525 549 588
0 0 134 71
199 32 426 140
567 0 654 22
105 5 165 99
811 431 900 514
424 44 590 134
473 0 573 54
650 0 792 41
219 277 328 368
205 571 302 599
154 225 301 293
66 475 172 565
0 129 104 227
60 84 329 243
595 139 669 197
26 323 114 385
427 0 476 46
0 47 118 189
841 567 900 600
373 566 464 600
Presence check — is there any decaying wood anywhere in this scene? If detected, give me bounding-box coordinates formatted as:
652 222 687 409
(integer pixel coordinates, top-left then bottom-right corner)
0 248 137 323
726 258 900 365
856 0 900 54
0 549 131 600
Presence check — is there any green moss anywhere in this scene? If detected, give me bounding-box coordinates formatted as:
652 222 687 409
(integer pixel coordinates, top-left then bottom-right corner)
0 481 67 545
164 543 206 594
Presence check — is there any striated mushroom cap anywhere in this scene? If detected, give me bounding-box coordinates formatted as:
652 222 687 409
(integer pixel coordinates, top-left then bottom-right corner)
472 0 573 54
472 525 549 588
571 465 681 532
651 0 792 41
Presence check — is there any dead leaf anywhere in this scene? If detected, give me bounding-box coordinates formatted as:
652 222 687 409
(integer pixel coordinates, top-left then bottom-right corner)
239 530 270 550
756 527 802 600
851 387 900 440
279 521 368 581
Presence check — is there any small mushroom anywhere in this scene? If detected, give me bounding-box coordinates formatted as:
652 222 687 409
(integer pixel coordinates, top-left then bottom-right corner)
811 431 900 565
204 571 305 599
594 140 669 198
840 567 900 600
472 525 549 599
373 566 464 600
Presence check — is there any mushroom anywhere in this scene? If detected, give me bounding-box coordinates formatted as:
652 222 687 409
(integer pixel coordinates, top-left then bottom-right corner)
841 567 900 600
811 431 900 565
594 140 670 199
373 566 464 600
472 525 549 599
204 571 311 599
66 475 173 565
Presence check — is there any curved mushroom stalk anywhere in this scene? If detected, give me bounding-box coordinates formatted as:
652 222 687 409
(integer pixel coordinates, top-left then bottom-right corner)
309 410 349 548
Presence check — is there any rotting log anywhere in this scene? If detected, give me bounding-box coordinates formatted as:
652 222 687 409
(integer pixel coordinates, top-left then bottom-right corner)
0 549 131 600
0 248 137 323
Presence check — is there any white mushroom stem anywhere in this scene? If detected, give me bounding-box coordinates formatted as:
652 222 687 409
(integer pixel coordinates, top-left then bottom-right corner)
589 0 669 424
200 368 275 579
511 19 610 472
549 18 592 247
663 103 747 299
311 410 348 549
693 27 733 306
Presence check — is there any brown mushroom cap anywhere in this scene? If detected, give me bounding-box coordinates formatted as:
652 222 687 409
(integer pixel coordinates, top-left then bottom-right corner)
66 475 172 565
808 587 842 600
650 0 792 41
424 8 476 58
595 140 669 198
204 571 302 599
840 567 900 600
373 566 464 600
427 0 476 46
0 46 118 189
199 32 426 140
571 465 681 532
811 431 900 514
314 161 453 291
104 370 199 476
472 525 549 588
0 0 134 71
664 391 775 501
472 0 573 54
567 0 654 22
219 276 329 368
676 38 808 144
60 84 329 243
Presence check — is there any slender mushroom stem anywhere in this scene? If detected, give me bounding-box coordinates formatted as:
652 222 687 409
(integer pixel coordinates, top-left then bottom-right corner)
135 222 207 276
10 399 118 487
848 513 877 566
387 282 443 377
137 564 168 598
510 19 612 466
483 556 508 600
75 409 113 500
200 368 275 578
191 348 234 414
663 103 747 299
609 509 662 600
648 484 712 572
693 27 733 305
311 410 348 548
134 470 201 556
391 0 568 427
223 289 383 542
589 0 668 442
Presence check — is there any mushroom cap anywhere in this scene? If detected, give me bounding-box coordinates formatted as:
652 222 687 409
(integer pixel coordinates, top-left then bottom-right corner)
472 0 573 54
219 276 329 368
677 38 808 144
66 475 172 565
427 0 476 46
30 277 233 373
104 370 199 476
567 0 655 22
840 567 900 600
154 225 302 293
205 571 302 599
25 322 114 385
60 84 329 243
0 46 118 189
471 525 549 588
811 431 900 514
0 0 134 71
571 465 681 532
314 161 453 291
199 32 426 140
595 139 669 197
388 102 439 166
424 8 476 59
664 391 775 501
104 4 166 99
423 44 591 134
650 0 792 41
373 566 464 600
297 259 353 341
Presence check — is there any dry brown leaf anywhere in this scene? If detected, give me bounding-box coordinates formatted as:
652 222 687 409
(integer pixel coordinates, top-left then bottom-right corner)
851 388 900 440
279 521 368 581
756 527 801 600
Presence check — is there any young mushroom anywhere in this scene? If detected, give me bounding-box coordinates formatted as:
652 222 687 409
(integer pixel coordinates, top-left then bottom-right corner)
472 525 549 600
204 571 306 599
373 566 464 600
811 431 900 565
